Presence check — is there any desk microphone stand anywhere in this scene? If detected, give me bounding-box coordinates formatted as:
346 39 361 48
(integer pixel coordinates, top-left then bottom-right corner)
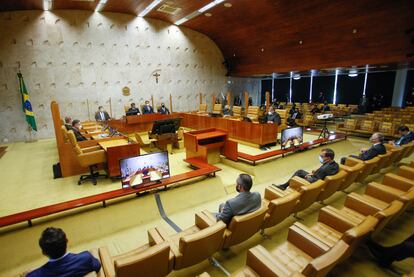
318 119 330 139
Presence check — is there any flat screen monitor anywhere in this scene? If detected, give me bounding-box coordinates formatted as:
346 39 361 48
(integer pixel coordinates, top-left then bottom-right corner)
281 126 303 149
119 151 170 188
151 118 181 135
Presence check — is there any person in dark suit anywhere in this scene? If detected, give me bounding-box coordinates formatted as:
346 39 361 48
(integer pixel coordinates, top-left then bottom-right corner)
321 102 330 112
27 227 101 277
340 133 386 164
223 104 232 116
367 234 414 267
64 116 73 131
127 103 140 115
310 104 321 115
142 100 154 114
94 106 111 122
288 107 302 126
215 174 261 225
72 119 87 141
275 148 339 190
265 107 281 125
157 103 170 114
390 126 414 146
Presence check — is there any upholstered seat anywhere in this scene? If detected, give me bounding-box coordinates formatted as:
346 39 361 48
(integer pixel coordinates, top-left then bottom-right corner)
152 212 226 270
345 156 380 183
338 162 365 191
246 106 260 122
354 120 376 135
297 114 315 127
337 119 357 134
231 224 349 277
397 165 414 179
377 122 394 137
67 130 107 185
261 189 301 231
99 229 172 277
212 103 222 114
316 170 348 204
371 151 392 174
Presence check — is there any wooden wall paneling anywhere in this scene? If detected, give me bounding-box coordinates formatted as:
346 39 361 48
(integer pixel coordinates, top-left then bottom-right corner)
0 0 43 11
102 0 154 15
52 0 99 10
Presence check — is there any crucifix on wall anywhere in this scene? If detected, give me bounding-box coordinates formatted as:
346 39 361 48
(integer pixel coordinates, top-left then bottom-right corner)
153 72 160 84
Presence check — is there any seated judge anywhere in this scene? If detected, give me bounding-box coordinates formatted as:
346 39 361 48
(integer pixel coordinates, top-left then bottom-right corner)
142 100 154 114
157 103 170 114
72 119 87 141
340 132 386 164
94 106 111 122
27 227 101 277
215 174 261 225
265 107 281 125
127 103 141 115
275 148 339 190
64 116 73 131
390 125 414 146
223 104 232 116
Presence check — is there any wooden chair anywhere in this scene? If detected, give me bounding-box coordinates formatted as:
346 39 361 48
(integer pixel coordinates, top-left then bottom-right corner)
134 133 156 151
232 106 242 117
246 106 260 122
212 103 222 114
198 103 207 113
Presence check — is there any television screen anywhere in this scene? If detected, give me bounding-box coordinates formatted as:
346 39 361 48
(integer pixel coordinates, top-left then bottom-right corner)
281 126 303 149
119 151 170 188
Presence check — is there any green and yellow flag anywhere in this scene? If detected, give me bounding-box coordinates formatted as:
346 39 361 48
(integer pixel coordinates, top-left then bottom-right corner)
17 72 37 131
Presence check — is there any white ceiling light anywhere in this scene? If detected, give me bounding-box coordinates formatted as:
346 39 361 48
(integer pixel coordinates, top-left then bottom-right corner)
348 68 358 77
175 17 189 25
95 0 107 12
293 74 301 80
43 0 52 11
139 0 163 17
198 0 225 13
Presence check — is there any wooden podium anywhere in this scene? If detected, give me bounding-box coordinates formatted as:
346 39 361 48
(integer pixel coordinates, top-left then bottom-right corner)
184 128 238 164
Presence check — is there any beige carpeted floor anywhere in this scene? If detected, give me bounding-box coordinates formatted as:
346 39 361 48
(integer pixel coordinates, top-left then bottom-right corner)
0 135 413 276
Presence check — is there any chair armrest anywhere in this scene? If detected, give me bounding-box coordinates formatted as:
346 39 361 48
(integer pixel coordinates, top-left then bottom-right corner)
344 192 382 216
78 150 107 167
288 224 331 258
98 247 115 277
264 187 283 201
245 245 286 276
195 211 217 229
318 207 355 234
88 248 104 277
154 226 181 258
82 146 102 153
346 156 363 165
289 176 311 192
383 173 414 192
148 227 165 246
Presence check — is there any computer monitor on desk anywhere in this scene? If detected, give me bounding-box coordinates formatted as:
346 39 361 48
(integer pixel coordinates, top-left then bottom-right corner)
151 118 181 135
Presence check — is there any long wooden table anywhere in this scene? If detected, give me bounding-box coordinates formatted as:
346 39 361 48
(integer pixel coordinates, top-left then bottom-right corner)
108 113 278 146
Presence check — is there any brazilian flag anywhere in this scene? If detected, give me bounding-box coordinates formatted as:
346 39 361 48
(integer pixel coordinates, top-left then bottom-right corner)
17 73 37 131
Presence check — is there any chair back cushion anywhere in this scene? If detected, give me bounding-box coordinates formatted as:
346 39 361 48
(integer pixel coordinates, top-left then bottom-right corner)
199 104 207 112
224 204 268 248
176 221 226 269
61 125 69 143
344 119 357 129
263 191 300 229
115 242 171 277
317 170 348 202
67 130 82 154
355 157 380 182
213 104 222 113
293 180 325 213
232 106 242 116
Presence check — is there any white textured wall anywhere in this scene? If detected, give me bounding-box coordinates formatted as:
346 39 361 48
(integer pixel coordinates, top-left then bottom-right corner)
0 10 227 141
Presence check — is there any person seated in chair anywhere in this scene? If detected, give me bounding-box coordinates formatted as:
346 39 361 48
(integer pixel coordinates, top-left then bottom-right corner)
275 148 339 190
265 107 281 125
390 125 414 146
64 116 73 131
288 107 302 126
321 102 330 112
157 103 170 114
94 106 111 122
127 103 141 115
27 227 101 277
72 119 87 142
340 132 386 164
310 104 321 115
223 104 232 116
215 174 261 225
142 100 154 114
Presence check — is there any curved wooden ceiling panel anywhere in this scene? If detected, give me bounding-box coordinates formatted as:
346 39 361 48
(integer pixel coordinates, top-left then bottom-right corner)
1 0 413 76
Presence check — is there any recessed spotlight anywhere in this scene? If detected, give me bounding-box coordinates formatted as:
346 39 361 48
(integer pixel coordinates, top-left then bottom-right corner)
224 3 232 7
352 29 357 34
260 48 264 52
233 53 236 57
205 12 212 17
299 40 303 45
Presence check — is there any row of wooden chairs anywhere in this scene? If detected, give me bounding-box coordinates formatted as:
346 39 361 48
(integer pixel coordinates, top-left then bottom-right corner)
231 152 414 276
337 118 414 138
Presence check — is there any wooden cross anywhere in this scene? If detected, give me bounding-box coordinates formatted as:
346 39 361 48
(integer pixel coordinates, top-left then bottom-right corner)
153 72 160 83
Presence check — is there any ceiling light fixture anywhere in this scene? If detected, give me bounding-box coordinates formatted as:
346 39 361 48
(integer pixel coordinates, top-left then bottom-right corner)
205 12 212 17
175 0 226 25
198 0 225 13
43 0 52 11
175 17 189 25
95 0 107 12
139 0 163 17
224 3 232 7
348 67 358 77
293 74 301 80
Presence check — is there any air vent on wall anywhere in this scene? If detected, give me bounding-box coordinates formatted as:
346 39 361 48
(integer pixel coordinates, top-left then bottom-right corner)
157 4 182 15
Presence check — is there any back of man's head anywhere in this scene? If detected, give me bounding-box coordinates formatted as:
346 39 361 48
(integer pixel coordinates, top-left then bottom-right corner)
322 148 335 160
398 125 409 133
237 174 253 191
39 227 67 259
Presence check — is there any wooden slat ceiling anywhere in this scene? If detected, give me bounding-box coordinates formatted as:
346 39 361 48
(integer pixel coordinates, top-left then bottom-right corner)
1 0 413 76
